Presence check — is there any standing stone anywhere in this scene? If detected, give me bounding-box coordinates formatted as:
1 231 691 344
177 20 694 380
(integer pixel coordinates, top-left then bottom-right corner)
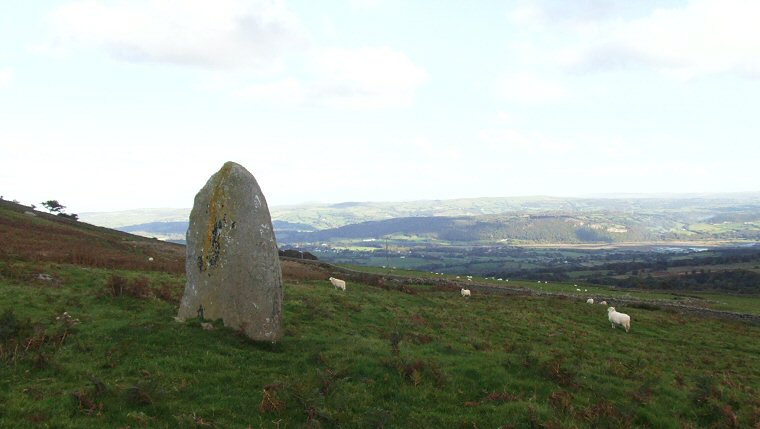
178 161 283 342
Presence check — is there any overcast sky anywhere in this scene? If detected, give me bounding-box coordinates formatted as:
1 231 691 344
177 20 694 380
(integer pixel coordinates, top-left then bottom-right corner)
2 0 760 213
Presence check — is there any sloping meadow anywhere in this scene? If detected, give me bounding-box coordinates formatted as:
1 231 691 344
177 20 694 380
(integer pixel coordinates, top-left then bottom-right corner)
1 260 760 428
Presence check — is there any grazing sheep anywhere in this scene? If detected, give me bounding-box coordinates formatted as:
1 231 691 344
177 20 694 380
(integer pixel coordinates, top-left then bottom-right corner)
461 288 471 297
586 298 594 304
607 307 631 332
576 288 581 292
148 257 154 262
599 300 607 306
329 277 346 291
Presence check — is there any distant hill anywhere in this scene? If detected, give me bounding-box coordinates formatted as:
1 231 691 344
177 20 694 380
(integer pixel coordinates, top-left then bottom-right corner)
81 193 760 228
79 194 760 246
277 213 656 244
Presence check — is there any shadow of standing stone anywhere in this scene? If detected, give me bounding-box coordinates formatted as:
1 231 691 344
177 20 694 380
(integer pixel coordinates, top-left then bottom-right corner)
178 161 283 342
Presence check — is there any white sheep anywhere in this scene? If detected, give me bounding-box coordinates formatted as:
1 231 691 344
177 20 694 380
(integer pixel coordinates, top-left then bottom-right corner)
329 277 346 291
576 288 581 292
586 298 594 304
607 307 631 332
461 288 471 297
599 300 607 306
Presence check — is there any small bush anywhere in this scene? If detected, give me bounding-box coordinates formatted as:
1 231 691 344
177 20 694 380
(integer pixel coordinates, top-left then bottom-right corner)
485 390 519 403
70 389 104 416
389 330 403 356
106 275 153 299
0 309 20 342
106 275 128 297
408 333 433 345
157 282 182 303
409 314 429 326
281 260 327 282
549 390 574 414
259 383 286 413
401 360 426 386
124 379 159 406
127 276 152 299
543 358 577 388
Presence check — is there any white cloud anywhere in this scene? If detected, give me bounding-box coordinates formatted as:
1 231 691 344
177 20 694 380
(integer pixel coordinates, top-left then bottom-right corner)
234 46 428 108
234 77 305 104
0 67 13 88
565 0 760 78
479 125 641 160
47 2 425 108
495 73 568 103
309 46 428 108
474 124 747 196
48 0 305 68
508 0 622 28
496 111 514 123
347 0 383 9
480 127 575 155
408 136 462 162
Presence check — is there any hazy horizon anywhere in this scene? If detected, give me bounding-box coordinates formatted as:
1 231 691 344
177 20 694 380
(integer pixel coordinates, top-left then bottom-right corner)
70 191 760 216
3 1 760 213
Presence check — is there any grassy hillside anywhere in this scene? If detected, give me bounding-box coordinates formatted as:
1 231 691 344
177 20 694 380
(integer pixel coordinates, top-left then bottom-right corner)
3 199 760 427
2 261 760 428
0 200 184 274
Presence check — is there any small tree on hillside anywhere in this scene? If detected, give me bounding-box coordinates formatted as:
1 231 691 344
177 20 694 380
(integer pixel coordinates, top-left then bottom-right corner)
41 200 78 221
41 200 66 214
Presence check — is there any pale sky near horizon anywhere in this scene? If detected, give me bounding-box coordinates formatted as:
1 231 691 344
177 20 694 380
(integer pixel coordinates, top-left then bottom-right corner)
2 0 760 213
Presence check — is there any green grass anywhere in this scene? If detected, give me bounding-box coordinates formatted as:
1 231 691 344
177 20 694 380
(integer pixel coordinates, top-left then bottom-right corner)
340 264 760 316
2 261 760 428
